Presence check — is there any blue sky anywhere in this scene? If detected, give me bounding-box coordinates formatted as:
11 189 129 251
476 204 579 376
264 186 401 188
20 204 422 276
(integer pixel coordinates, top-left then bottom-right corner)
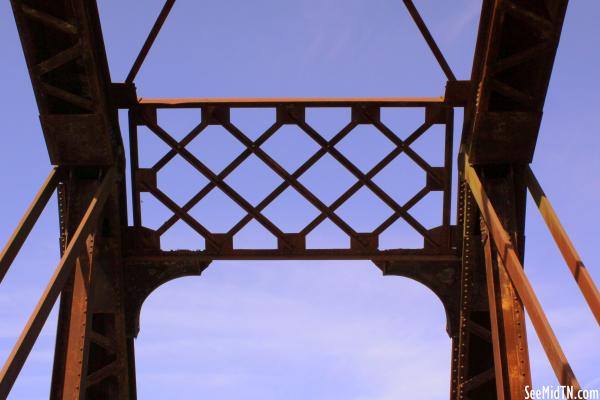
0 1 598 399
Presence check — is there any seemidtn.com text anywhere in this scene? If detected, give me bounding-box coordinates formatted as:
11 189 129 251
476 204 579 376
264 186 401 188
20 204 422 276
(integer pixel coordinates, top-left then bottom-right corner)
525 385 599 399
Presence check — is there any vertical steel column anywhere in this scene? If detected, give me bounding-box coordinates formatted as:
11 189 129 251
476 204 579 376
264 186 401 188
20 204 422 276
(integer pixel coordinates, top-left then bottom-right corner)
478 165 531 399
467 160 582 396
453 178 496 399
50 172 135 400
59 234 95 398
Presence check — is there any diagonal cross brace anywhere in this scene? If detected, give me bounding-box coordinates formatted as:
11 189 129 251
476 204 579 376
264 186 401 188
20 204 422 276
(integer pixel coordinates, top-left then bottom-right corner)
0 168 116 399
141 114 292 247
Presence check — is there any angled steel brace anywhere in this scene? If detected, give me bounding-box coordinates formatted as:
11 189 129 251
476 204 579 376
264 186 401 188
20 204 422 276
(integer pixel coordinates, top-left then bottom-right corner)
526 167 600 325
126 0 177 83
464 157 582 395
0 167 59 284
401 0 457 81
0 167 116 399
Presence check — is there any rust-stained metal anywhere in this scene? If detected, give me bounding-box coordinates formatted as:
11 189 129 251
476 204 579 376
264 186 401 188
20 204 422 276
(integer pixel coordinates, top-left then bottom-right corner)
137 96 446 107
453 178 497 399
128 100 455 259
1 0 597 399
126 0 176 83
401 0 456 81
526 167 600 325
10 0 121 166
8 0 135 397
376 258 461 336
58 233 95 399
465 156 581 394
122 242 211 336
49 171 135 400
0 168 116 398
463 0 569 164
478 170 531 399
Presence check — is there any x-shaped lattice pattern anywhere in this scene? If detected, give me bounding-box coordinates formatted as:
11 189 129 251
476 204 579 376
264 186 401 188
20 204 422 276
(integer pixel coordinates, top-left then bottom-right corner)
130 102 453 256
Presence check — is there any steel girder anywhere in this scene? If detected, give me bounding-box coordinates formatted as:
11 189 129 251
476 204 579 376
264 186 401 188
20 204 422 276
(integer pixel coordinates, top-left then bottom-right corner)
8 0 134 397
455 0 571 398
2 0 588 399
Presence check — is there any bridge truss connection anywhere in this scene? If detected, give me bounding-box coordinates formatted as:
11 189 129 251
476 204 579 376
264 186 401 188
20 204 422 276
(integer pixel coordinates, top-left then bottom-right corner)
0 0 598 399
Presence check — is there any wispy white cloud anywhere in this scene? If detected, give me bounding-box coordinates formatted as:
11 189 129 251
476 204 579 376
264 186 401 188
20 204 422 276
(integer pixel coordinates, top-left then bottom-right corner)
439 0 482 45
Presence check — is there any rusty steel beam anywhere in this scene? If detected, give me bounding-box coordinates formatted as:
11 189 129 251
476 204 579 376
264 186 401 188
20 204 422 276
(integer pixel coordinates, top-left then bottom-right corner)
465 157 582 394
479 176 531 399
452 1 572 397
128 101 454 258
526 167 600 325
125 251 459 263
0 168 116 399
4 0 587 398
401 0 456 81
140 113 292 245
463 0 569 164
130 96 455 263
58 233 95 399
0 167 59 284
137 96 445 108
481 223 508 400
126 0 176 83
10 0 121 166
10 1 136 395
453 180 497 399
50 182 135 399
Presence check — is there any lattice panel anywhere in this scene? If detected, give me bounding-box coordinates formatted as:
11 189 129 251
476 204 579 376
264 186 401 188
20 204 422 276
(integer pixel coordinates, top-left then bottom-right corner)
128 100 455 259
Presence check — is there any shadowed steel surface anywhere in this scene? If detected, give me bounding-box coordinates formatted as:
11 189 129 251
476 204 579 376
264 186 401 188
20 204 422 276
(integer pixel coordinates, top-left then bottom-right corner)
1 0 597 399
128 99 455 260
465 157 581 393
0 168 116 398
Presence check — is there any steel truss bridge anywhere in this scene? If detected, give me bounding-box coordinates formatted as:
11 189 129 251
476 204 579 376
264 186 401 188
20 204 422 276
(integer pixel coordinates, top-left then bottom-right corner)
0 0 599 399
